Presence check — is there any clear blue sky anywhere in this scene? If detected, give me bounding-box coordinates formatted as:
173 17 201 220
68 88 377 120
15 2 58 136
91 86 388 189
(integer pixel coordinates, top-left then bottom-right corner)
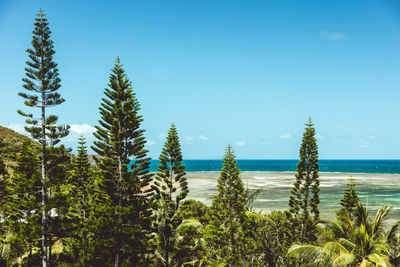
1 0 400 159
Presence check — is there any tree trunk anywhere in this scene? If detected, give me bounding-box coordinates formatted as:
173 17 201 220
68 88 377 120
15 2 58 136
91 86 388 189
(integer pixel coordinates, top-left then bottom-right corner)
49 235 52 267
114 254 120 267
39 12 48 267
41 69 47 267
83 187 87 266
114 156 123 267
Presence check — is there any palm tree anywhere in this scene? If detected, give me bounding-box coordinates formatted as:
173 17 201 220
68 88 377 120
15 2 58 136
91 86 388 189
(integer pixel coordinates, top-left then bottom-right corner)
288 200 399 266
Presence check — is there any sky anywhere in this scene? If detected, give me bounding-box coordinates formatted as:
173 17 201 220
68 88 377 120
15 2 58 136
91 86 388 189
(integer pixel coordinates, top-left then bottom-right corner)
0 0 400 159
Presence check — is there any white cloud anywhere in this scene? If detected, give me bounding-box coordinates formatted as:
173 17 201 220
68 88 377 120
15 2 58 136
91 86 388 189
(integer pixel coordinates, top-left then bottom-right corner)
8 123 26 134
260 141 270 146
316 134 323 139
147 140 156 146
320 30 346 40
236 140 246 146
63 124 96 142
280 133 292 139
199 135 208 141
158 133 167 139
70 124 95 135
7 123 96 139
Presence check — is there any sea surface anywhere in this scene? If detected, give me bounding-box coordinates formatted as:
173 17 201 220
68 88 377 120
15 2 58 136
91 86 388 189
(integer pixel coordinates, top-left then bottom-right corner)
148 160 400 222
148 159 400 174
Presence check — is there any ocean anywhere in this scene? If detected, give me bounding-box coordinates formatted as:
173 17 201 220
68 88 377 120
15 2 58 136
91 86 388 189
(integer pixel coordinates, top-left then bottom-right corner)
147 160 400 221
148 159 400 174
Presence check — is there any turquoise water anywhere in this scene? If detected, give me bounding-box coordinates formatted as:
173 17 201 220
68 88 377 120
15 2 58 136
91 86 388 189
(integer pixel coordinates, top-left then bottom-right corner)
148 159 400 174
184 171 400 222
147 160 400 222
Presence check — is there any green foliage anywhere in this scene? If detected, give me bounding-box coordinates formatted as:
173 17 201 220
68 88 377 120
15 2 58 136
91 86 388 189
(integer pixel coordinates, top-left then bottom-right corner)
0 138 71 266
177 199 209 224
2 9 400 267
340 176 360 218
17 9 69 266
288 117 320 243
63 136 94 265
175 219 206 266
43 145 72 265
0 232 27 266
246 211 299 266
0 126 39 169
288 200 400 266
206 145 249 265
152 124 189 266
5 138 41 257
0 138 9 211
18 9 69 146
91 58 154 266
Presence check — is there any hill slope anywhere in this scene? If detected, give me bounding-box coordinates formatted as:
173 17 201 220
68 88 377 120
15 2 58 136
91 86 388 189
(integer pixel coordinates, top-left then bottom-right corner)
0 125 39 160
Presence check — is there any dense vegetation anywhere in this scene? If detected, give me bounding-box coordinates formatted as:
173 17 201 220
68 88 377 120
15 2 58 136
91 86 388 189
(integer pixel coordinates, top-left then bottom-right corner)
0 10 399 267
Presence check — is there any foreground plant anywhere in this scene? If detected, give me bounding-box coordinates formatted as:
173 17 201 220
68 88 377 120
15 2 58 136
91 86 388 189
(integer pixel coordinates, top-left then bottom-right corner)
206 145 249 265
288 200 400 266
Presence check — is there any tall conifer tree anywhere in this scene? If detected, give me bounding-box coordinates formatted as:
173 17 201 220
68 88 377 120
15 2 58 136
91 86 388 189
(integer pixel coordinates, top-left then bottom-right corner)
287 118 320 243
7 138 41 259
340 176 359 217
18 10 69 267
92 58 153 266
152 124 188 266
207 145 248 265
67 136 93 264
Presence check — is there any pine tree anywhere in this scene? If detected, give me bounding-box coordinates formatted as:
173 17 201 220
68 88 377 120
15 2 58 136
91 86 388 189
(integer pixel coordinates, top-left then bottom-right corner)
18 10 69 267
45 144 73 266
340 176 359 217
92 58 153 266
207 145 248 265
66 136 93 264
0 140 8 179
287 117 320 243
0 139 10 226
152 123 188 266
7 138 41 260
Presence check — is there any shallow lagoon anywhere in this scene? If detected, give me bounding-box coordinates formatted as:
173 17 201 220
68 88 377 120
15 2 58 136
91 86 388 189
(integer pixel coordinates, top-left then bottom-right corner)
185 171 400 223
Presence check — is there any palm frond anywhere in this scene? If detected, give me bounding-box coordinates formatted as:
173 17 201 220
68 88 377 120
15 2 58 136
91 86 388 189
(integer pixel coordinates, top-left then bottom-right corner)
332 253 355 266
368 253 389 267
372 206 392 237
287 243 331 263
386 220 400 244
321 219 346 236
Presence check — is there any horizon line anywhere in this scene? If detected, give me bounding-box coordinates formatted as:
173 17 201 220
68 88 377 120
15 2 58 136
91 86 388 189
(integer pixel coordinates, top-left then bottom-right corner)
149 158 400 160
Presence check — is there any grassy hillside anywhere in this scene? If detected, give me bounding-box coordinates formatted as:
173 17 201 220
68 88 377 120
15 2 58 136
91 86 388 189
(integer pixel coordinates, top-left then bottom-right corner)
0 125 39 149
0 125 39 166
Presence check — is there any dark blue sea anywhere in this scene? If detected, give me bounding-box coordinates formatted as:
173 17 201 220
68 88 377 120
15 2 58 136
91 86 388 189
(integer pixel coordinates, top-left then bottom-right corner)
148 159 400 174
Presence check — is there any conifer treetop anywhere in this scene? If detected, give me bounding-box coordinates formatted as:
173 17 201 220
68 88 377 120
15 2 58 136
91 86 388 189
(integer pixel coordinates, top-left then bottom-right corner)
287 117 320 243
18 9 69 146
155 123 188 205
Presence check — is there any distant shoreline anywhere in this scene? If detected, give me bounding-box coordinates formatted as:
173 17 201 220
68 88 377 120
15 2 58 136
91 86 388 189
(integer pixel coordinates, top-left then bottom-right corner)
86 155 400 174
185 170 400 175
